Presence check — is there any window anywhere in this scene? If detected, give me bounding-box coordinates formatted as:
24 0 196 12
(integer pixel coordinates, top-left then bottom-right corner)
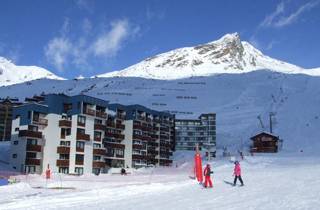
75 154 84 162
93 143 101 148
59 167 69 174
115 149 124 156
28 125 38 131
59 154 69 160
75 167 83 175
12 154 17 158
77 128 85 134
94 131 101 139
26 152 36 158
25 166 36 174
93 155 101 161
76 141 85 149
77 115 86 124
15 127 19 132
95 119 102 124
27 139 37 145
27 111 31 119
60 141 70 146
13 141 18 145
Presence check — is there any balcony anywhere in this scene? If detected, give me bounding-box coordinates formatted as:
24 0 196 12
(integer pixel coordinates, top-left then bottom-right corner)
57 146 70 154
106 121 115 128
77 122 85 127
25 158 40 165
133 134 152 141
26 144 42 152
115 123 125 130
93 148 105 156
94 123 106 131
75 160 84 165
133 124 152 132
132 154 146 160
115 154 124 158
160 127 170 132
94 136 102 142
33 118 48 126
76 147 84 152
19 130 42 139
56 159 69 167
117 113 126 120
133 144 146 150
96 110 107 118
105 132 125 140
83 107 95 116
104 142 125 149
59 119 72 127
76 132 90 141
92 161 106 168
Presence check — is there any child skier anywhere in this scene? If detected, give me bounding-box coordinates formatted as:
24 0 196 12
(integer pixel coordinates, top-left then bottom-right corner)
203 164 213 188
233 161 244 186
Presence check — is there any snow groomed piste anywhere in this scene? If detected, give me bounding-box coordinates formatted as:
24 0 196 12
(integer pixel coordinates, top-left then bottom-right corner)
0 149 319 210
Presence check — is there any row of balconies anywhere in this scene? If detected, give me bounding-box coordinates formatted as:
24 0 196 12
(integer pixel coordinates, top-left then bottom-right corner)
19 130 42 139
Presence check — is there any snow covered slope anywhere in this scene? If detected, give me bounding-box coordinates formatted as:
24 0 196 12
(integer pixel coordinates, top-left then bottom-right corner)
0 57 64 86
1 70 320 152
97 33 320 79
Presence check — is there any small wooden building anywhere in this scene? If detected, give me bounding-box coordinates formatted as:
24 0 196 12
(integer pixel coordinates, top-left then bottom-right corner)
250 132 279 153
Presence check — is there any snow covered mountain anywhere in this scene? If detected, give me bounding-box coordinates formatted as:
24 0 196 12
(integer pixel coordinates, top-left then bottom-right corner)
0 57 64 86
97 33 320 79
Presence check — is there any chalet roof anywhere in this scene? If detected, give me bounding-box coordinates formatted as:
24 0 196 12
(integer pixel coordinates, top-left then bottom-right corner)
250 131 279 140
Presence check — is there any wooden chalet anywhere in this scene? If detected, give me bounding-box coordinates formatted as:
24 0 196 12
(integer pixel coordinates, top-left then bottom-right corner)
250 132 279 153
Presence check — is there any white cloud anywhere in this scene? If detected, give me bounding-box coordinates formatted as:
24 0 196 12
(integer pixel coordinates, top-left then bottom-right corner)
44 37 72 71
260 1 319 28
274 1 319 27
260 2 285 28
92 19 130 57
75 0 94 13
44 18 140 71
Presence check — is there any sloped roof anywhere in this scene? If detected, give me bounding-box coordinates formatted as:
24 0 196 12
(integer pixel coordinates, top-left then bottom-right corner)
250 131 279 140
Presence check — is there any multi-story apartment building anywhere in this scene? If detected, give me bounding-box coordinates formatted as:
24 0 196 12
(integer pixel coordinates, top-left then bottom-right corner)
0 98 22 141
107 104 175 168
10 94 175 175
175 113 216 157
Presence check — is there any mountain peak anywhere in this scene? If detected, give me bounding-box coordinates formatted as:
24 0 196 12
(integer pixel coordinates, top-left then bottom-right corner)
0 56 64 86
97 32 320 80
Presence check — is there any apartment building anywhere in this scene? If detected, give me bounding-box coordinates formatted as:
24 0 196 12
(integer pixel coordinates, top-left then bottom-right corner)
108 104 175 168
175 113 216 157
0 98 22 141
10 94 175 175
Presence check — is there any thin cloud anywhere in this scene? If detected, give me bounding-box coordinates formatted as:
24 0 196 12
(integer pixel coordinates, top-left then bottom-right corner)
260 2 285 28
260 1 320 28
274 1 320 27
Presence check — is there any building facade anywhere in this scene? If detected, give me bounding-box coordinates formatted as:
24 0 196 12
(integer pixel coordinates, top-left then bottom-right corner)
10 94 175 175
0 98 22 141
175 113 216 156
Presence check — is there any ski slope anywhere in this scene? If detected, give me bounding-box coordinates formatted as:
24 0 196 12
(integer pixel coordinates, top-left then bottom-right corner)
1 70 320 152
0 153 319 210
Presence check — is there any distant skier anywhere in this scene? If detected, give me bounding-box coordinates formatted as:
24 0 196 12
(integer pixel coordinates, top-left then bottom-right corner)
203 164 213 188
233 161 244 186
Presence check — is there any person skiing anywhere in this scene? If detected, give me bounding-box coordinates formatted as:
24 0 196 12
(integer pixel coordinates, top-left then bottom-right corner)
203 164 213 188
233 161 244 186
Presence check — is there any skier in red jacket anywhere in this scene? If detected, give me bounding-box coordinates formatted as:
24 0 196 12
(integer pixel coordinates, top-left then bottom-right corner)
203 164 213 188
233 161 244 186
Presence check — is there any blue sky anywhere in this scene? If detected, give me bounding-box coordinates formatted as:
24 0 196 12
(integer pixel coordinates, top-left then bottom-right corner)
0 0 319 78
